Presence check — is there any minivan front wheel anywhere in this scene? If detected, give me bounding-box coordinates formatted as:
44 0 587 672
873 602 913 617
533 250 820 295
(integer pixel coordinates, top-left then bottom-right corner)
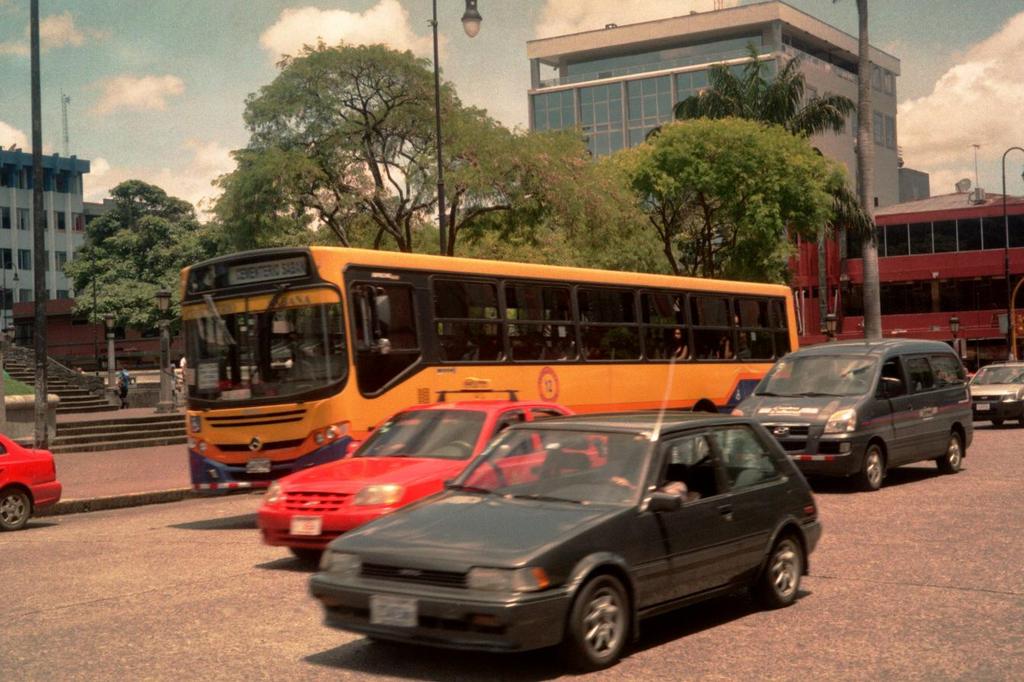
858 445 885 491
936 431 963 474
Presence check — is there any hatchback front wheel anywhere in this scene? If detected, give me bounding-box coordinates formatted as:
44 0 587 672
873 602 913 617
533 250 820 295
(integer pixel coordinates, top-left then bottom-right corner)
562 574 630 672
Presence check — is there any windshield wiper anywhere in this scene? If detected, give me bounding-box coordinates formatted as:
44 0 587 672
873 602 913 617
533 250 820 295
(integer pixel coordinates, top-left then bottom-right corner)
755 391 793 397
797 391 844 397
508 493 584 505
445 483 494 495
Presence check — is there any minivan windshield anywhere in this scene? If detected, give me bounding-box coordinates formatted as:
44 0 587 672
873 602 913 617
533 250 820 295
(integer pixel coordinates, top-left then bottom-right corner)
971 365 1024 385
757 355 878 397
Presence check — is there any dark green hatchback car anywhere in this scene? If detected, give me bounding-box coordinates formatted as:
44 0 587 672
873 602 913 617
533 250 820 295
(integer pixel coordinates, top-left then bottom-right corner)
309 413 821 670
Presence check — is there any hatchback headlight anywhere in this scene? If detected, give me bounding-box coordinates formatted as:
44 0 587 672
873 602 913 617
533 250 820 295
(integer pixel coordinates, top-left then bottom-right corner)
353 484 404 506
824 408 857 434
467 567 550 592
264 481 283 504
320 551 361 577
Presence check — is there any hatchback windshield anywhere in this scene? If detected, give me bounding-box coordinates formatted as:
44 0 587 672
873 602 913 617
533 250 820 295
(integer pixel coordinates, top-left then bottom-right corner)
457 427 650 506
971 365 1024 385
757 355 878 397
356 410 486 460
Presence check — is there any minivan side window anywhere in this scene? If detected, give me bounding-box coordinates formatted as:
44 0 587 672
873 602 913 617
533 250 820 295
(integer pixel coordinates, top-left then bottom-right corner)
930 354 966 387
905 356 935 393
878 358 906 398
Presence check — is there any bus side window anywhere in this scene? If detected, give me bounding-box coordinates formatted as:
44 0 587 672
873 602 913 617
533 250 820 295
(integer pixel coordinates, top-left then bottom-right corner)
352 284 421 394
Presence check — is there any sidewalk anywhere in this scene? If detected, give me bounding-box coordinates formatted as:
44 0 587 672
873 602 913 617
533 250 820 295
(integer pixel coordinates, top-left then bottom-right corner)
39 439 195 517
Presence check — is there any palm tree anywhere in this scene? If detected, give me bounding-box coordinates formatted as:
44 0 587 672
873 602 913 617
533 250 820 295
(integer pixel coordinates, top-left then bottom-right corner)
673 46 854 137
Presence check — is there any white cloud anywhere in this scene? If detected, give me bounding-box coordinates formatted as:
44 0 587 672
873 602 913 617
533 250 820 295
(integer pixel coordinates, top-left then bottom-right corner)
85 140 235 218
0 120 28 150
899 11 1024 193
260 0 434 59
0 11 105 56
91 74 186 115
535 0 741 39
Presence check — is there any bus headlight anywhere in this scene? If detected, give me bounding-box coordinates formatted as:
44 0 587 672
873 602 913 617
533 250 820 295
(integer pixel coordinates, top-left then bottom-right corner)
197 440 208 454
824 408 857 434
190 415 202 433
467 567 550 592
353 484 404 506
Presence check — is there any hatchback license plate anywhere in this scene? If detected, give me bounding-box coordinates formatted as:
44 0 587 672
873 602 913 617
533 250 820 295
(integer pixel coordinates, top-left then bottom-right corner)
975 403 990 412
370 595 417 627
290 516 322 536
246 458 271 474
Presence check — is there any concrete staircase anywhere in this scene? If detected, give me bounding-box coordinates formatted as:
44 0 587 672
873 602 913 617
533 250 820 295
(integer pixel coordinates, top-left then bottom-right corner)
49 413 188 454
4 358 118 414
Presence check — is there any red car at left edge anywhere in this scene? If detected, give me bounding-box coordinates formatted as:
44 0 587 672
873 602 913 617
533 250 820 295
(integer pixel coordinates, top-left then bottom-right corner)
0 433 62 531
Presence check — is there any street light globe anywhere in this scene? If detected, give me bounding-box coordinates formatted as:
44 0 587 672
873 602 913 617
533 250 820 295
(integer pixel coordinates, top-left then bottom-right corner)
155 289 171 314
949 315 961 336
461 0 482 37
104 312 115 330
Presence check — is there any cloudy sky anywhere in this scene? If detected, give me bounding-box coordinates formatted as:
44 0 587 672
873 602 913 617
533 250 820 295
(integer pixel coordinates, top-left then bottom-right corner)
1 0 1023 211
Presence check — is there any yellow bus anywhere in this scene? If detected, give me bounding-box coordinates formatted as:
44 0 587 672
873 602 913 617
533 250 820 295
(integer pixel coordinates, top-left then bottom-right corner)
181 247 797 490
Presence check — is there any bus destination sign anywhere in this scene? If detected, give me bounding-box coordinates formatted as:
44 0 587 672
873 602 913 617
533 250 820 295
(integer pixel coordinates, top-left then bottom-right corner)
227 256 308 286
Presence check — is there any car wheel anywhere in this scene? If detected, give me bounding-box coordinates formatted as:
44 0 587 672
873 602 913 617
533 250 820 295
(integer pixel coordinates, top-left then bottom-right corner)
991 417 1004 427
753 535 804 609
936 431 963 474
562 574 629 672
0 488 32 531
857 444 885 491
289 547 323 565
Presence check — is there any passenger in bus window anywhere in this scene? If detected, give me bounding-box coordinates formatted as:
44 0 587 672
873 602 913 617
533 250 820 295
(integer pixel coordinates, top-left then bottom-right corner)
670 328 689 360
718 334 733 360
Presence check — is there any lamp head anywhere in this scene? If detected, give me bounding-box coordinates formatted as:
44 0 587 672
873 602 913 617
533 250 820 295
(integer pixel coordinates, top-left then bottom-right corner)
155 289 171 314
824 312 838 337
104 312 114 330
949 315 960 335
462 0 482 38
12 270 18 283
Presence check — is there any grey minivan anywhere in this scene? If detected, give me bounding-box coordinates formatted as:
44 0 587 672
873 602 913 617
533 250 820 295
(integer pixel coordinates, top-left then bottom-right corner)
733 339 972 491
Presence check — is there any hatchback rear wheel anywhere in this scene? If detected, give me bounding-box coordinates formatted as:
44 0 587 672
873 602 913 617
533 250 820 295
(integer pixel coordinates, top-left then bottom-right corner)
935 431 963 474
562 574 629 672
753 535 804 609
0 488 32 531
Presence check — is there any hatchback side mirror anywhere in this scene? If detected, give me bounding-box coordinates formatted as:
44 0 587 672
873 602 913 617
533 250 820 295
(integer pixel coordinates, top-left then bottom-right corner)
647 492 682 513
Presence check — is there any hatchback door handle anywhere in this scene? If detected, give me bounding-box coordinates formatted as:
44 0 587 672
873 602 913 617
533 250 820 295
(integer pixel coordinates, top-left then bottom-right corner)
718 504 734 520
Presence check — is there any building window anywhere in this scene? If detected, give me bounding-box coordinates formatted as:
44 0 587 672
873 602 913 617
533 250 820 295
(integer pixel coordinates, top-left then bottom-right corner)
0 206 9 230
55 173 68 193
871 65 883 91
532 90 575 131
19 288 31 303
884 224 908 256
17 208 29 230
17 249 31 270
73 213 84 232
580 83 624 156
56 289 69 299
0 248 10 269
884 115 896 149
872 111 884 145
883 71 895 95
627 76 672 146
957 218 981 251
908 222 931 254
1009 214 1024 247
56 211 66 231
931 221 955 253
982 216 1006 250
55 251 67 272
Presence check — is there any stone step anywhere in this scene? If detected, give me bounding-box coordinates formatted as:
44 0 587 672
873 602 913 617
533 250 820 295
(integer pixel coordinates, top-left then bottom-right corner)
58 396 110 406
51 426 185 447
49 434 189 455
57 414 185 436
56 404 120 414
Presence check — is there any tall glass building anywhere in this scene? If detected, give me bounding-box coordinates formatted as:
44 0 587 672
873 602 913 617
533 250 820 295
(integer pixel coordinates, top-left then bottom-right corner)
527 0 905 207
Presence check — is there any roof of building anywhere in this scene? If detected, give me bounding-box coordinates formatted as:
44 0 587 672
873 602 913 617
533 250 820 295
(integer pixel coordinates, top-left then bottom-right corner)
874 192 1024 219
527 0 899 72
0 149 90 173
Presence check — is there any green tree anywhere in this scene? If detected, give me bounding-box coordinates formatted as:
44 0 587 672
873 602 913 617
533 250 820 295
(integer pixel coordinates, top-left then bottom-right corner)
623 118 843 282
64 180 218 330
674 46 854 137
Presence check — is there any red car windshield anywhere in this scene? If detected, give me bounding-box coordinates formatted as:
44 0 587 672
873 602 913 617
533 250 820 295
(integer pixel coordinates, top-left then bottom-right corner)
355 409 487 461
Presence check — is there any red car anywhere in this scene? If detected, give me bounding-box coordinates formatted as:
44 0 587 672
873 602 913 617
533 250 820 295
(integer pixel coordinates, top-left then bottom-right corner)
258 399 572 561
0 433 62 531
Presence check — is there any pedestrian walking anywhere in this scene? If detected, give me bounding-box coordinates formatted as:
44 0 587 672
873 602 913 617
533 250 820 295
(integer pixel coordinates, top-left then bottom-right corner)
117 366 131 409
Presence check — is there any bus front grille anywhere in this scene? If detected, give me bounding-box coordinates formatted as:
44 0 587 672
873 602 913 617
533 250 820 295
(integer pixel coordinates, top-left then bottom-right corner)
207 409 308 428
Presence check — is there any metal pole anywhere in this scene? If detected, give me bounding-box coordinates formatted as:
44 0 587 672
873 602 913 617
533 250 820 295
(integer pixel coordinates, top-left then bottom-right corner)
432 0 447 256
1003 147 1024 360
30 0 48 448
155 319 173 413
107 329 115 389
92 274 98 374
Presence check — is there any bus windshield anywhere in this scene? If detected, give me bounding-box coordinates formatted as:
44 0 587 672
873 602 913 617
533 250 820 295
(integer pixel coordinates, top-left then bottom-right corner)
184 289 346 404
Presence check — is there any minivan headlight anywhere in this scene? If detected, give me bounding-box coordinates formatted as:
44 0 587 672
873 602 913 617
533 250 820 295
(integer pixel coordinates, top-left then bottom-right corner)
320 551 361 577
467 567 550 592
824 408 857 434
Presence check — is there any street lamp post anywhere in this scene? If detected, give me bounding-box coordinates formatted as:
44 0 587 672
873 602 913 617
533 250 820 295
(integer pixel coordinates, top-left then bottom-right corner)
949 315 964 361
1002 146 1024 359
105 312 115 390
0 327 9 425
155 289 174 413
432 0 482 256
825 313 838 342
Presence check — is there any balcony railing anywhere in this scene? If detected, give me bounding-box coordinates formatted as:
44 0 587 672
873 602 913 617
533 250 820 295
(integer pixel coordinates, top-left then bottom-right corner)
781 44 857 83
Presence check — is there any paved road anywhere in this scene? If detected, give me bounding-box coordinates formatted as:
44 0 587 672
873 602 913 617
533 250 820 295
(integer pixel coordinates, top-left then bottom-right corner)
54 444 188 499
3 425 1022 680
